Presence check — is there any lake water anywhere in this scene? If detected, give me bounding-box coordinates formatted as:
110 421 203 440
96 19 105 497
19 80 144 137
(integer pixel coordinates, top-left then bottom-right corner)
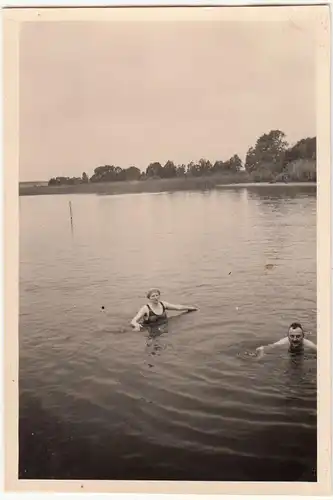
19 185 317 481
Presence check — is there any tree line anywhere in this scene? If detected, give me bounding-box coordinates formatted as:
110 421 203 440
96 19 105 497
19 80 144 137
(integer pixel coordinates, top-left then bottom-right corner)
48 130 316 185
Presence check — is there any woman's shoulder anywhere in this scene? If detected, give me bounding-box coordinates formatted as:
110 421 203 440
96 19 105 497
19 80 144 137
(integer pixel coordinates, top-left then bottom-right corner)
139 304 149 313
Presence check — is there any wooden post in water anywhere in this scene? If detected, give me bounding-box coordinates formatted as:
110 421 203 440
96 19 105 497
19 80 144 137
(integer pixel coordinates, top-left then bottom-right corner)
69 201 74 234
69 201 73 221
69 201 74 233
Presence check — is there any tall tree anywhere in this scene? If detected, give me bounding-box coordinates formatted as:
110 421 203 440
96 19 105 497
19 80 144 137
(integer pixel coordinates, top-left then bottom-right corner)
224 154 243 172
176 164 186 177
90 165 115 182
198 158 213 176
186 161 197 177
245 130 288 173
162 160 177 178
212 161 226 174
284 137 316 166
124 166 141 180
146 162 163 178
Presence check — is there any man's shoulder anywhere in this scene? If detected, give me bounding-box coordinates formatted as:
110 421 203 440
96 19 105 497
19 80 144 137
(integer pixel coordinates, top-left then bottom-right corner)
273 336 289 346
303 338 317 350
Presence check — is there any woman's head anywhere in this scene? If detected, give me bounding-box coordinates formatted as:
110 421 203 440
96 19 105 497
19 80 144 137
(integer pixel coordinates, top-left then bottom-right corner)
146 288 161 302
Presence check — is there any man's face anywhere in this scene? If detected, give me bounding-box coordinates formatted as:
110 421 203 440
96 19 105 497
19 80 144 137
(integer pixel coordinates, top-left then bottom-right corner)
288 327 304 347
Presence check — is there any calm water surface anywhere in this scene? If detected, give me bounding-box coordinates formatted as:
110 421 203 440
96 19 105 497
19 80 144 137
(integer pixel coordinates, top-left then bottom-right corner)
19 186 317 481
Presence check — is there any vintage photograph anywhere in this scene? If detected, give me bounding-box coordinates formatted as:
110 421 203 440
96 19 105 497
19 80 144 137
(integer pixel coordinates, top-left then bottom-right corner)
5 4 330 492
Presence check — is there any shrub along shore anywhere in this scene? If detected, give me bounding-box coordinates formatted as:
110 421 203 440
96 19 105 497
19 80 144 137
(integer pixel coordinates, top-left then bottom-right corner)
20 163 316 197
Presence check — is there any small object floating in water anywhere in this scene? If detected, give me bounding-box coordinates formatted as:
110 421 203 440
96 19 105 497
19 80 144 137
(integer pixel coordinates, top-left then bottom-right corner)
236 306 239 310
265 264 274 270
101 306 105 310
245 351 257 358
228 272 232 275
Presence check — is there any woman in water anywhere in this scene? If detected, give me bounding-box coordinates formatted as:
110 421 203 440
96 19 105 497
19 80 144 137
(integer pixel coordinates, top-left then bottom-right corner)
130 288 198 331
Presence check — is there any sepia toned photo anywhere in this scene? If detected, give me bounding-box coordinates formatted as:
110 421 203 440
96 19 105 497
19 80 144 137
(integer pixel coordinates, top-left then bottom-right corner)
3 4 331 495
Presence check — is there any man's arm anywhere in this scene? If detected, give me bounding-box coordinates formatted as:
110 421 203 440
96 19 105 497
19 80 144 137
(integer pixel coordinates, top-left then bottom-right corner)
256 337 289 358
303 338 317 352
162 301 198 312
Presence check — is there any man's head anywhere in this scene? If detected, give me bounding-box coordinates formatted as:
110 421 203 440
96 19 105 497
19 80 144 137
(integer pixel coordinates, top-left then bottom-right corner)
288 322 304 347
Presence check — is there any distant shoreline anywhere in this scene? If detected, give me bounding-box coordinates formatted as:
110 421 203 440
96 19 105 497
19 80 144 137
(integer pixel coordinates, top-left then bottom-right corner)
216 182 317 188
19 177 317 197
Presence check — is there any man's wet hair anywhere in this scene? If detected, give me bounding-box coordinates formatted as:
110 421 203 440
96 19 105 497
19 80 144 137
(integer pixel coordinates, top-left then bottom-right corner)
288 322 304 335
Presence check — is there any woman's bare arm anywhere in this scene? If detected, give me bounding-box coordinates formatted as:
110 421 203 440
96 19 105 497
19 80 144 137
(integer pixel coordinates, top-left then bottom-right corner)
162 301 198 312
130 305 148 330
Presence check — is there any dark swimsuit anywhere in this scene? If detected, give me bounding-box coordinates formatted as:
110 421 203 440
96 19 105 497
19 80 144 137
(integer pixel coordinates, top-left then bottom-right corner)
143 301 168 325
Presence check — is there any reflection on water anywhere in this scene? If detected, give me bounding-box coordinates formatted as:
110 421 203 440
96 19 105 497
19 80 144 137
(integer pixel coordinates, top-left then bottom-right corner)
19 186 316 481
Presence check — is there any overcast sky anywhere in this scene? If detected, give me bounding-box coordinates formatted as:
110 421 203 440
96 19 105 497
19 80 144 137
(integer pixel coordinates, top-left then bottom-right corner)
19 18 315 181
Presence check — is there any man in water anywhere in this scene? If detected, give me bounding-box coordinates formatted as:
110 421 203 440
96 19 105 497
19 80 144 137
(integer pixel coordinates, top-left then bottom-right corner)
256 322 317 358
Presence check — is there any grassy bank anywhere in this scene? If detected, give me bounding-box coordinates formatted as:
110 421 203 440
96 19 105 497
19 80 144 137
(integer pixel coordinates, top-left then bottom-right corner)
19 172 248 196
19 162 316 197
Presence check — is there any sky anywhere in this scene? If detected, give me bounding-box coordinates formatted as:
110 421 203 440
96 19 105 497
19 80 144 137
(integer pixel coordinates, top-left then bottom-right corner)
19 17 316 181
